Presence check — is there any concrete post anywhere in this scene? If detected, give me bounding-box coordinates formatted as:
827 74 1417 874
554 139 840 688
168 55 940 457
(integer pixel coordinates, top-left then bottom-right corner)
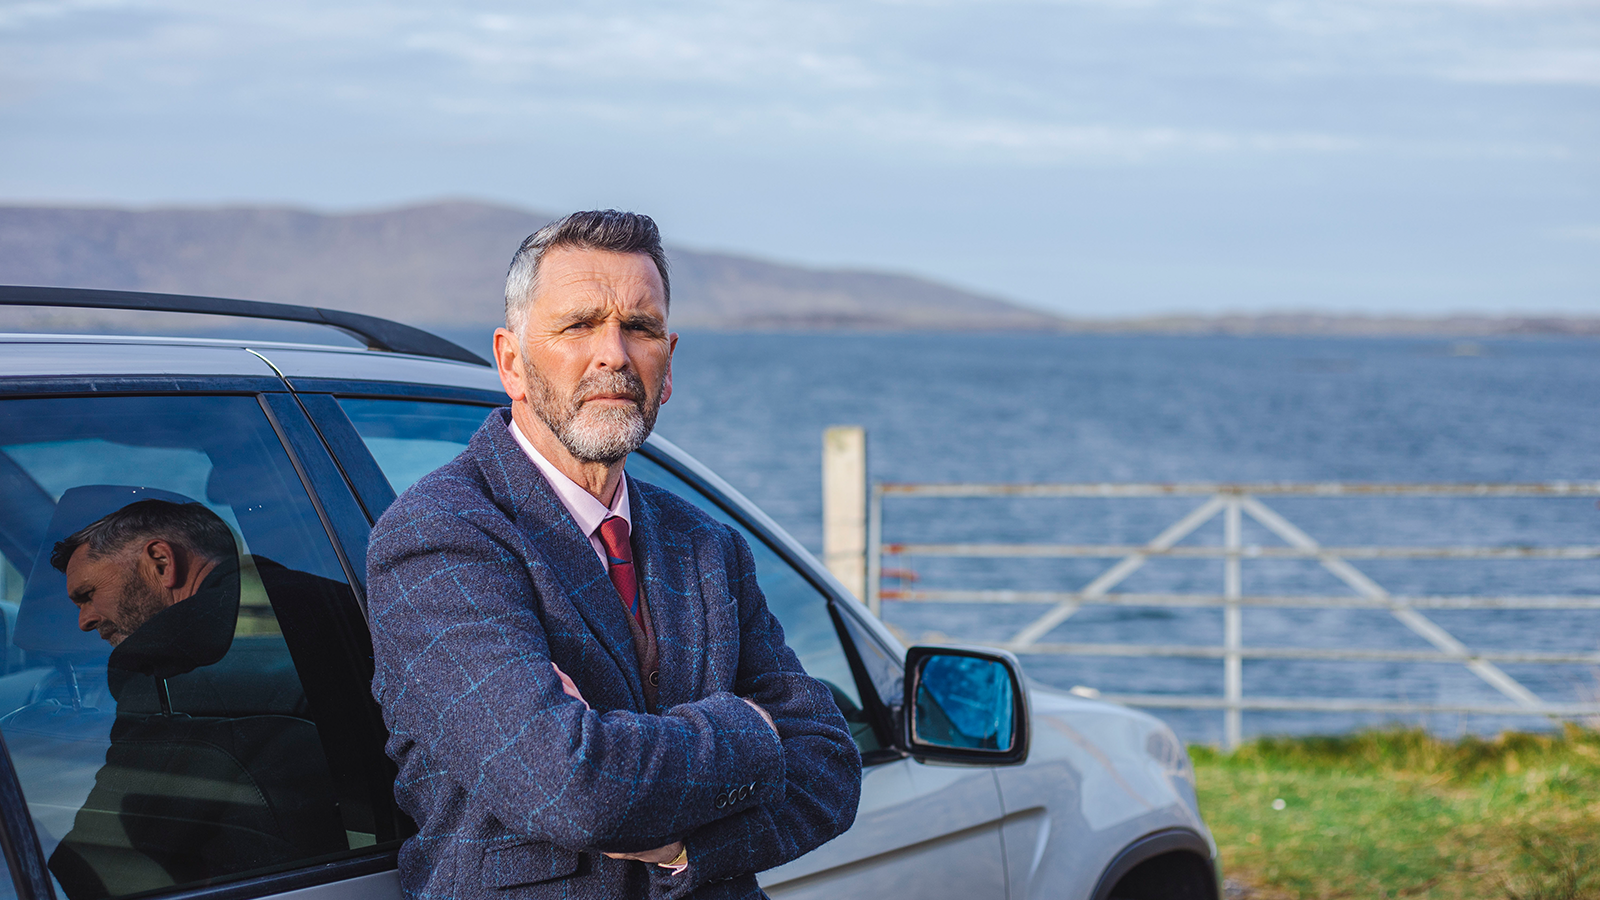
822 426 867 601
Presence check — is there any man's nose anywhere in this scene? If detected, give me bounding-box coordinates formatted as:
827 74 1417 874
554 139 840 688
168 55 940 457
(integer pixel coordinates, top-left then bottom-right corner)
590 320 632 370
78 605 99 633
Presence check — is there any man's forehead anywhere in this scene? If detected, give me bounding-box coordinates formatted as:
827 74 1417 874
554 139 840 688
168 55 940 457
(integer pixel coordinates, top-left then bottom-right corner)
532 247 665 315
64 543 110 584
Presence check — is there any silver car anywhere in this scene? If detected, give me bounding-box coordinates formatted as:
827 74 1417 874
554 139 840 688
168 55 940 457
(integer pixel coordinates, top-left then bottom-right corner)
0 286 1218 900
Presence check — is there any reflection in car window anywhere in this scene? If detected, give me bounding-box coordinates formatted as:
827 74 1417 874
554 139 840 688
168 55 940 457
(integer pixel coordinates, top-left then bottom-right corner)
0 396 371 899
623 455 879 751
337 399 490 495
333 398 880 753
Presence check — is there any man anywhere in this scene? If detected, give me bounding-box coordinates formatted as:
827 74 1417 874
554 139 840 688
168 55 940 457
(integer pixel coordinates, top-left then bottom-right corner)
366 210 861 900
47 499 345 898
57 499 236 653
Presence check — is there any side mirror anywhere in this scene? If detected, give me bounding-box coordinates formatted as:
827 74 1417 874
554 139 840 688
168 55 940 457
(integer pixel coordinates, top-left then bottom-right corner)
903 645 1030 765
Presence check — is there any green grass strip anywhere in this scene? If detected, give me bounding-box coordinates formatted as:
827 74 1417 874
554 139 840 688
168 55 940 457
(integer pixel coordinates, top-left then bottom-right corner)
1190 727 1600 899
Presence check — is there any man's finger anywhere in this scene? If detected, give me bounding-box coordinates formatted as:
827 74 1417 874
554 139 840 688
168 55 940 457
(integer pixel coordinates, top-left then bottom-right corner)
603 841 683 864
741 697 777 735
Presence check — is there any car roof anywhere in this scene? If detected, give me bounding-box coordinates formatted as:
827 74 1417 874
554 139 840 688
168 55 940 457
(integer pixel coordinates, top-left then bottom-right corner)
0 332 506 395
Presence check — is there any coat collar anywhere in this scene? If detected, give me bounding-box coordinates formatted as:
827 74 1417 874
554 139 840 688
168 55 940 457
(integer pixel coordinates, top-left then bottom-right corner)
472 408 648 707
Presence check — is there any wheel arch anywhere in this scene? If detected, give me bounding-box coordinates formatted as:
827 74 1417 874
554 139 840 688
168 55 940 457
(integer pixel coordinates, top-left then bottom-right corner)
1089 827 1218 900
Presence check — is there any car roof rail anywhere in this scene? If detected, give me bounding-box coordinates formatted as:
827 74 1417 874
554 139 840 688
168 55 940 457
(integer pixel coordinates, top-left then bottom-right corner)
0 285 489 366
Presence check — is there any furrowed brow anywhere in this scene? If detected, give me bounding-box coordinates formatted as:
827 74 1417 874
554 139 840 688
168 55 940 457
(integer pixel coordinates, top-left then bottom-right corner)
624 312 668 333
555 306 608 327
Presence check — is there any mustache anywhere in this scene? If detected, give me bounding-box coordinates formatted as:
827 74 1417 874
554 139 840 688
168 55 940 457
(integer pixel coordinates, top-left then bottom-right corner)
574 370 646 406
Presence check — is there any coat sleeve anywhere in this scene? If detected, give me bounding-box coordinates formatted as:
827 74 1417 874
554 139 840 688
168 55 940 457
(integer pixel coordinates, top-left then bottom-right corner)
367 490 786 851
653 527 863 896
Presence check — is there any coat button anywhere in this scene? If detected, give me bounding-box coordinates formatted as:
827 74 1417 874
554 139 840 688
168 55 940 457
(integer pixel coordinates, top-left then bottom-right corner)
648 671 660 687
714 793 726 808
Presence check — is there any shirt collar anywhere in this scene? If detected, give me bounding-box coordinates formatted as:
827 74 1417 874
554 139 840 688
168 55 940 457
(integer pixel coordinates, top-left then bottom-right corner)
507 417 630 538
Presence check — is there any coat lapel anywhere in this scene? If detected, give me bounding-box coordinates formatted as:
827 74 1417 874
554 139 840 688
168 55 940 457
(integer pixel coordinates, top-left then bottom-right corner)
474 410 647 710
630 477 712 710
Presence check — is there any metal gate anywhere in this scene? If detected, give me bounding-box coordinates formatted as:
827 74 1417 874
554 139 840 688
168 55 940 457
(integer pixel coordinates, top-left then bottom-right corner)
865 481 1600 748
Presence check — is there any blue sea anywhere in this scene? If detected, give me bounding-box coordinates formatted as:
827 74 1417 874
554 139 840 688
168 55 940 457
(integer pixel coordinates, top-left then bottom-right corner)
642 332 1600 745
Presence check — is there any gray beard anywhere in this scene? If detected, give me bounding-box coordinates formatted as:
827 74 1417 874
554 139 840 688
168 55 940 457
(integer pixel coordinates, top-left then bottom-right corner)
105 570 170 647
526 365 660 464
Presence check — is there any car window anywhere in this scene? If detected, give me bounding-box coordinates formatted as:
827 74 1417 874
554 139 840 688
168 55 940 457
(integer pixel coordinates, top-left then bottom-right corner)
337 399 488 495
623 454 879 751
333 398 881 753
0 395 380 900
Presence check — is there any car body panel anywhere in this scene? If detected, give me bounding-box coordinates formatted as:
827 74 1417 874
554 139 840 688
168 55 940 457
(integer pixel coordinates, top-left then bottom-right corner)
760 759 1007 899
996 688 1212 900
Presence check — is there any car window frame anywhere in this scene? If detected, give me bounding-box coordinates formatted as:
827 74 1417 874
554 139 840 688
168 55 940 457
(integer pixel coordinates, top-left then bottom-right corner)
300 386 910 764
0 378 412 899
0 732 51 900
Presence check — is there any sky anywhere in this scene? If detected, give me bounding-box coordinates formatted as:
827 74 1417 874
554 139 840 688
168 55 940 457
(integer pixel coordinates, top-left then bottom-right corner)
1 0 1596 317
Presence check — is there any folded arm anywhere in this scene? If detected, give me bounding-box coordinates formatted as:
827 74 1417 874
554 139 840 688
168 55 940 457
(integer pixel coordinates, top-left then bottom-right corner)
654 529 863 895
368 496 786 850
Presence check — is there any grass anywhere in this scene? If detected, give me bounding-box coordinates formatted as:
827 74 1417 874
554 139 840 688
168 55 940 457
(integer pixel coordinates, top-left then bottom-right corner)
1189 727 1600 899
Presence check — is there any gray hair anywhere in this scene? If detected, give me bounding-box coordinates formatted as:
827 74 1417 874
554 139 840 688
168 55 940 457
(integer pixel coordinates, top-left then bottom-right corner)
504 210 671 333
51 500 236 573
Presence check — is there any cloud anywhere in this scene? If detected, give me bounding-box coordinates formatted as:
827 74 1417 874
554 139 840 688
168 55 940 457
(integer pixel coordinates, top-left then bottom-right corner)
0 0 1592 164
1445 49 1600 84
1552 226 1600 242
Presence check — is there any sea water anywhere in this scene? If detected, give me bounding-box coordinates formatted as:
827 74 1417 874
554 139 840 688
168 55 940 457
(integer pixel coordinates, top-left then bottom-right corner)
650 332 1600 743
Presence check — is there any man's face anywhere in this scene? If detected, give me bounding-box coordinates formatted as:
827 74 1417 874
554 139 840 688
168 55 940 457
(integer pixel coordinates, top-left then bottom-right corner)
65 543 171 646
498 247 677 464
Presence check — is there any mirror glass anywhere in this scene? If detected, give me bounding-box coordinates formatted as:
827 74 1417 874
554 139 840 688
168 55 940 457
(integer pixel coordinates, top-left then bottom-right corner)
913 654 1015 751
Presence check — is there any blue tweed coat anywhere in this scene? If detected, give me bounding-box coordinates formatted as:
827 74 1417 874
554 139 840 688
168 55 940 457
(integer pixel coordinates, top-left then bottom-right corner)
367 410 861 900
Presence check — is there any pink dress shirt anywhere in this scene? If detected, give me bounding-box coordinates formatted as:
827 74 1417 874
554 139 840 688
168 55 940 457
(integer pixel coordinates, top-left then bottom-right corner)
507 420 631 571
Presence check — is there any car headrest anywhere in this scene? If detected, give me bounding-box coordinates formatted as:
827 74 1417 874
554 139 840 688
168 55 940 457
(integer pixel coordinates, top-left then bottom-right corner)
105 555 240 681
14 485 206 661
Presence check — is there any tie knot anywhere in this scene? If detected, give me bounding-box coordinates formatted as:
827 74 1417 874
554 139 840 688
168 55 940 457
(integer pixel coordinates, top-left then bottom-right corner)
597 516 632 564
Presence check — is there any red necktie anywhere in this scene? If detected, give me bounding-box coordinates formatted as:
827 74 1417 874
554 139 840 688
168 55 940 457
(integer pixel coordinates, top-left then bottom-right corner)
597 516 642 628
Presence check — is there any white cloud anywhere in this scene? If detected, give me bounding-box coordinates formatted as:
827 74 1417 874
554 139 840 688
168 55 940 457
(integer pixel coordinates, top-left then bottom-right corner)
1446 49 1600 84
1552 226 1600 242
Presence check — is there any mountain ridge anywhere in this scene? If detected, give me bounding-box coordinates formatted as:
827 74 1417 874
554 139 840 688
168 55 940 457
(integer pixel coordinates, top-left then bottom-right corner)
0 200 1061 331
2 201 1594 337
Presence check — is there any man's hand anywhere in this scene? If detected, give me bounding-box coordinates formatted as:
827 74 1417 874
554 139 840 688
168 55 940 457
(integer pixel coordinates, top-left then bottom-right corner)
742 697 777 735
553 663 588 709
603 840 683 864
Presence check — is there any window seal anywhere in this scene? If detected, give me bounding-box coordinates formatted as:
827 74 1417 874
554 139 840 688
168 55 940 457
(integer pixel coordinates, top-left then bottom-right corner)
292 394 400 526
286 378 506 404
0 733 55 900
0 376 287 397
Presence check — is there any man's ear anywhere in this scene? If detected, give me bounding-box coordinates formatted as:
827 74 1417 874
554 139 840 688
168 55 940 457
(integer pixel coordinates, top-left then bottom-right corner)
141 539 181 589
661 332 678 405
494 328 527 402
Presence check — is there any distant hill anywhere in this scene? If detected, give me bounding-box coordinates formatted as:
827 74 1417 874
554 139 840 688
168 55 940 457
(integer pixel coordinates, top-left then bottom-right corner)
3 201 1594 337
0 201 1061 331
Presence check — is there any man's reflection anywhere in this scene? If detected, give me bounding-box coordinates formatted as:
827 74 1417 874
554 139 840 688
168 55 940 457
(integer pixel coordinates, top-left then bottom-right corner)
42 499 344 900
55 500 237 649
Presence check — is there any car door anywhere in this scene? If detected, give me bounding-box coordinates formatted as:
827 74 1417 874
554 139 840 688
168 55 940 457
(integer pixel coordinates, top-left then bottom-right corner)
0 388 408 900
306 392 1011 900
